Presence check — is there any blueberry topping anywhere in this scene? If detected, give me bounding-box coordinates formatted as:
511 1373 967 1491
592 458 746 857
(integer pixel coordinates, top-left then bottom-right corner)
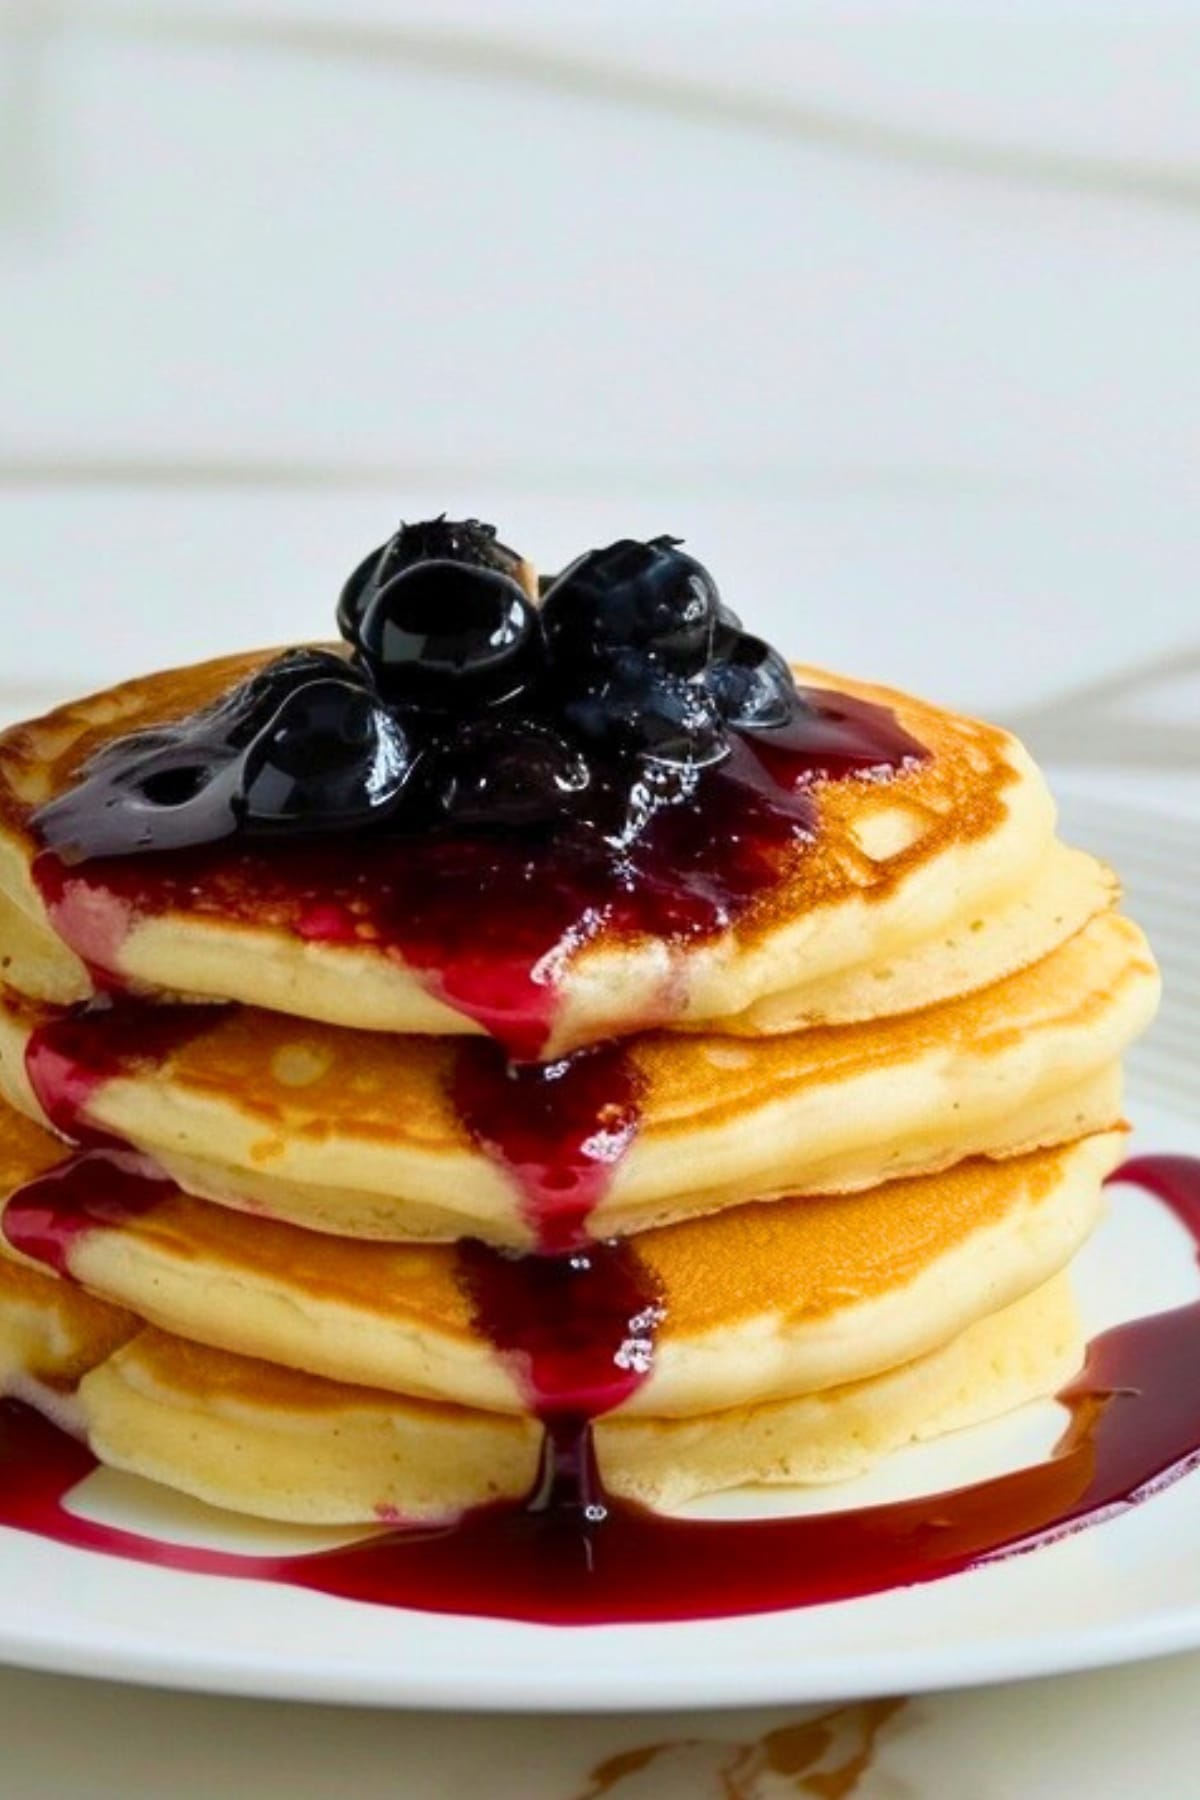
240 679 413 830
562 651 729 769
339 517 528 651
35 517 917 867
437 719 590 829
200 649 364 749
358 561 542 709
541 537 721 675
34 657 397 860
704 632 799 731
34 738 245 862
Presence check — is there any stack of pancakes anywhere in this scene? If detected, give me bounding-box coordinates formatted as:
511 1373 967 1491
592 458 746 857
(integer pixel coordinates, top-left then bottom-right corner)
0 656 1159 1524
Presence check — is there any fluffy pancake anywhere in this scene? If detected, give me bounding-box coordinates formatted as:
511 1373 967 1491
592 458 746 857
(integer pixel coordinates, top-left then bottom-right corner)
0 912 1156 1245
0 1232 136 1396
0 1089 1121 1416
0 1264 1079 1523
0 651 1072 1056
705 839 1115 1035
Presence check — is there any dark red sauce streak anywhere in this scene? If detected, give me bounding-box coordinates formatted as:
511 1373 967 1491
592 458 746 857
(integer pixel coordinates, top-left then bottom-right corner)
0 1156 1198 1624
25 994 639 1254
457 1233 664 1517
33 691 924 1061
1 1147 174 1277
23 1000 221 1143
451 1041 642 1253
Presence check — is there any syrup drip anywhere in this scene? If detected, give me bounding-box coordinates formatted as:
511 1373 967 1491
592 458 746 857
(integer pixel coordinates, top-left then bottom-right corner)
1 1146 173 1277
0 1157 1199 1624
24 995 640 1257
457 1233 664 1518
451 1041 642 1253
23 999 222 1143
34 692 924 1060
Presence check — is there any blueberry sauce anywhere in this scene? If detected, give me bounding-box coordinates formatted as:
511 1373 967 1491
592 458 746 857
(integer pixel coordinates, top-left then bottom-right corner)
451 1041 642 1252
30 522 927 1058
1 1146 174 1277
33 708 918 1061
457 1234 664 1518
23 999 222 1143
1 1157 1198 1625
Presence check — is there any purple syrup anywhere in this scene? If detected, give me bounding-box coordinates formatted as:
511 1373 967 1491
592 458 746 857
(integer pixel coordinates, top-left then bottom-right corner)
1 1146 174 1277
23 999 222 1143
0 1156 1198 1625
457 1234 664 1517
33 694 925 1061
451 1041 641 1253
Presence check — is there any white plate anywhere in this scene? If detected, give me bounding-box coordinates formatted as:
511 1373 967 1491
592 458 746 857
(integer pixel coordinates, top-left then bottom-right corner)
0 798 1195 1713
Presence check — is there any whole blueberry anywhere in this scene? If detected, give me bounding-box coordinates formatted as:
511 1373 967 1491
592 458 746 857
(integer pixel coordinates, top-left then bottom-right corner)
338 517 528 650
357 561 542 709
240 678 414 829
200 649 365 748
435 718 591 830
703 632 798 731
541 536 721 675
562 651 729 769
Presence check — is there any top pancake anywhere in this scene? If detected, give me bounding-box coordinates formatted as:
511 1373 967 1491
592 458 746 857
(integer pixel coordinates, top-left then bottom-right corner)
0 651 1075 1057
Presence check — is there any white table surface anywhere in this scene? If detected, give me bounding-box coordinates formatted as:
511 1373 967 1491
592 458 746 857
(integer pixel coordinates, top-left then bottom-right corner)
2 5 1199 1792
2 1650 1200 1800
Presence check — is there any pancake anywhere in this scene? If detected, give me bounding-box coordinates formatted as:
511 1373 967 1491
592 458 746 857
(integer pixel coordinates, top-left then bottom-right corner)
0 911 1156 1245
0 1232 136 1399
705 838 1115 1035
0 1264 1079 1523
0 1089 1121 1416
0 651 1073 1057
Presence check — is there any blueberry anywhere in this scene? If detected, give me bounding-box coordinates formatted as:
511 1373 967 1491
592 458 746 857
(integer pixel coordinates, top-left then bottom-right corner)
703 632 798 731
240 679 414 830
436 718 591 829
541 537 721 674
199 649 364 749
338 517 529 650
562 652 729 769
358 561 542 708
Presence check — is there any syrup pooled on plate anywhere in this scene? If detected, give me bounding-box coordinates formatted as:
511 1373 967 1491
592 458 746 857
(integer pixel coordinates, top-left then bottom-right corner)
1 1158 1199 1624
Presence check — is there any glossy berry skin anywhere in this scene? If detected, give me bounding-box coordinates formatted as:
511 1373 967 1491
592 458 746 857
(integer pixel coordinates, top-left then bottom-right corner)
338 518 527 650
541 537 721 675
358 561 542 709
436 718 591 830
562 651 729 769
201 649 365 747
240 679 413 830
34 650 364 860
35 523 830 865
704 632 799 730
